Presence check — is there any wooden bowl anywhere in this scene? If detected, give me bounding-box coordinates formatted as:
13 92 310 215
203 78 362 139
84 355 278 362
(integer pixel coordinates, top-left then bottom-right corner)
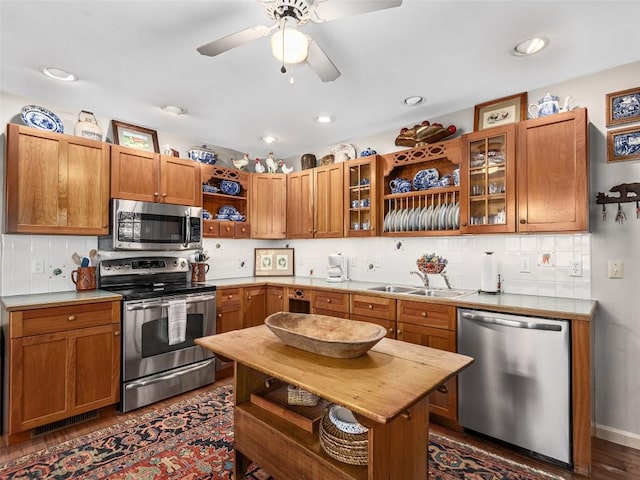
265 312 387 359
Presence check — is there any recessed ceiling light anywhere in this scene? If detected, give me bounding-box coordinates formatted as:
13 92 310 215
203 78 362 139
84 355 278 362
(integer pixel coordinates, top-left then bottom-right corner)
512 37 549 56
161 105 186 115
314 115 334 124
41 67 77 82
403 96 425 106
261 136 278 144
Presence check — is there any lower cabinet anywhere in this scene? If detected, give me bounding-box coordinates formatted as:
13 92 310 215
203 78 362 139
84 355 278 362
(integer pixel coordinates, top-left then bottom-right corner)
349 293 396 338
311 290 349 318
397 300 458 421
4 300 121 443
266 286 285 316
216 288 242 334
243 286 267 328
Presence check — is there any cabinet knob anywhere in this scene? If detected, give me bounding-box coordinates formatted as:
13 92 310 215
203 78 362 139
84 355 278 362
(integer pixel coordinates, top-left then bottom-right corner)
421 312 428 317
436 384 449 394
308 229 312 233
162 193 167 197
327 298 332 303
68 315 76 321
520 219 526 224
247 296 252 300
388 328 395 334
114 330 120 336
154 192 159 197
209 226 214 231
368 304 373 309
102 224 108 228
217 313 222 318
278 295 283 299
461 222 467 227
228 295 233 299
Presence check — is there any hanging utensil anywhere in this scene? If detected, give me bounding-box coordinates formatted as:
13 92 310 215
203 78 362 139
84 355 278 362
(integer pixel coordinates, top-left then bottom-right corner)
71 252 82 265
615 203 626 224
636 200 639 219
89 249 98 266
601 203 606 221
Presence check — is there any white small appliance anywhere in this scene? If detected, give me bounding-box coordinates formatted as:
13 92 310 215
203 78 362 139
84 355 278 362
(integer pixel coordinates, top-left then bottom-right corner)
327 254 348 283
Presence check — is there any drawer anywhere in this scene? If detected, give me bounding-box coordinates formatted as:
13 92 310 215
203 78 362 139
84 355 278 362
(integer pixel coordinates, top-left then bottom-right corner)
350 294 396 320
203 219 219 237
217 287 241 306
219 222 236 238
11 301 118 338
350 314 396 338
397 300 456 330
235 222 251 238
312 290 349 314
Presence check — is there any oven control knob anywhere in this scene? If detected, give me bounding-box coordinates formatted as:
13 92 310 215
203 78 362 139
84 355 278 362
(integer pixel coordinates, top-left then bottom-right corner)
180 260 187 268
173 259 179 267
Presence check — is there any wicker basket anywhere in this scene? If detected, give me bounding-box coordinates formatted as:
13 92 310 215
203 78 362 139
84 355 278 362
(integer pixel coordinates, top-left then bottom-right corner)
416 258 446 274
319 409 368 465
287 384 320 407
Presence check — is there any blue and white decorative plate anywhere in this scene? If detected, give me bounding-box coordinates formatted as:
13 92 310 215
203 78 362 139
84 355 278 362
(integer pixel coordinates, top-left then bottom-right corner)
220 180 241 196
20 105 64 133
218 205 238 216
412 168 439 190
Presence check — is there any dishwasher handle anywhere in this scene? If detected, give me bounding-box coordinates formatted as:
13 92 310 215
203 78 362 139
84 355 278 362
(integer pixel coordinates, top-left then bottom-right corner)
460 311 562 331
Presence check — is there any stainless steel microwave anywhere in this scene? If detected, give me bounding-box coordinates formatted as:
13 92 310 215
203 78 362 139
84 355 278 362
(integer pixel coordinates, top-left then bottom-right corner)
100 199 202 250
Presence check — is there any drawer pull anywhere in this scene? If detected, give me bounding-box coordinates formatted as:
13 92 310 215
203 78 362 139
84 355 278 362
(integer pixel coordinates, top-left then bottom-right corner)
401 411 411 420
228 295 233 299
278 295 283 299
368 304 373 309
388 328 395 334
68 315 76 321
436 384 448 394
217 313 222 318
114 331 120 336
327 298 332 303
421 312 428 317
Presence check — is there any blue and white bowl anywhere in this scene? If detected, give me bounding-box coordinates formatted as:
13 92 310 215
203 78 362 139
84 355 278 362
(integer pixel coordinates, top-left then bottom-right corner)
229 214 246 222
215 213 229 220
218 205 238 216
220 180 241 196
188 145 217 164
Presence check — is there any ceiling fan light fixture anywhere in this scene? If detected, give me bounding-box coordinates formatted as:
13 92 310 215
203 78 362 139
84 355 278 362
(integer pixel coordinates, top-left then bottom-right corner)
41 66 77 82
271 18 309 64
512 37 548 56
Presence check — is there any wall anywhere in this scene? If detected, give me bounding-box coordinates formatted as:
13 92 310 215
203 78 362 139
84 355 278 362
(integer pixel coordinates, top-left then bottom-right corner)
1 61 639 448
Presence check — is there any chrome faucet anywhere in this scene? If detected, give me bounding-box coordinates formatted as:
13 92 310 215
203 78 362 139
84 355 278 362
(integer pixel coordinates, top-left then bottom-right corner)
410 270 429 288
441 273 452 290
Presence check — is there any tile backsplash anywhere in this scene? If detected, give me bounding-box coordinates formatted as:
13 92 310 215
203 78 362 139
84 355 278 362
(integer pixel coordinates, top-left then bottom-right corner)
1 233 591 300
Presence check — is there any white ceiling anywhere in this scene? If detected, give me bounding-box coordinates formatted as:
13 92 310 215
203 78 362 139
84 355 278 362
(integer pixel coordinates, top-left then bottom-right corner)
1 1 639 158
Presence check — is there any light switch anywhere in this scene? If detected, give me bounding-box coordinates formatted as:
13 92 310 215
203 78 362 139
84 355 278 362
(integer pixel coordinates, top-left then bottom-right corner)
608 260 624 279
520 255 531 273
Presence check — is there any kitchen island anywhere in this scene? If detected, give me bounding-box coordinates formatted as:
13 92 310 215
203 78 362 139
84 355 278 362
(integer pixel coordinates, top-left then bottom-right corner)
196 325 473 480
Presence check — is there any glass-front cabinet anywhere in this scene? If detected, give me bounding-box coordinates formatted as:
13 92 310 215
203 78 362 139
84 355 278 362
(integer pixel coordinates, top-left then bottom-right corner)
459 125 516 234
344 156 380 237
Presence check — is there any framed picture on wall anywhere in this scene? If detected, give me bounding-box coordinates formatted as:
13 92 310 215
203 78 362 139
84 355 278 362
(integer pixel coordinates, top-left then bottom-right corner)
473 92 528 131
607 125 640 163
111 120 160 153
254 248 295 276
606 87 640 127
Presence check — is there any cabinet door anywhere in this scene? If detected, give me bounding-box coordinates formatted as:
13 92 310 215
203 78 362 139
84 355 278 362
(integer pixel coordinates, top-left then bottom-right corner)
459 124 516 234
216 288 243 333
243 286 267 328
397 322 457 419
5 124 110 235
345 157 379 236
9 324 120 434
266 286 285 316
517 108 588 232
111 145 160 202
251 173 287 238
314 163 344 237
286 170 314 239
160 155 201 206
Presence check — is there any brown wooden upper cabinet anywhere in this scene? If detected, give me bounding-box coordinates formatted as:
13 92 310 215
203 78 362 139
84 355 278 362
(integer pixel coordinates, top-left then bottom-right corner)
251 173 287 239
460 108 588 234
517 108 588 232
344 156 382 237
286 163 343 239
5 124 110 235
111 145 201 206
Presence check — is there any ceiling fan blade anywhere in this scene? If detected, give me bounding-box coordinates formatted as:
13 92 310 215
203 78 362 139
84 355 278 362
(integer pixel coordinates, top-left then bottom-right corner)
313 0 402 22
197 25 270 57
306 38 340 82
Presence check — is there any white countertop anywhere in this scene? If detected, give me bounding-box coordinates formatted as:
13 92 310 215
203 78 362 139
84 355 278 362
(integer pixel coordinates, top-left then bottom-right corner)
1 289 122 311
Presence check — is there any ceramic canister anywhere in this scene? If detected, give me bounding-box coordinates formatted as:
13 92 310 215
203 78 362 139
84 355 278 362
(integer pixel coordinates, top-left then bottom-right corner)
74 110 103 141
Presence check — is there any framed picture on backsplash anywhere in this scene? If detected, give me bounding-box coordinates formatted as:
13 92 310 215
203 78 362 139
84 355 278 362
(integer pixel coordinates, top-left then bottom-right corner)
254 248 295 276
473 92 527 131
606 86 640 127
607 125 640 163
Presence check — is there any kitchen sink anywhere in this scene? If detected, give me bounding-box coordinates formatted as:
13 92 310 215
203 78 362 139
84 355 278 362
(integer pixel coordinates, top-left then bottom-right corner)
407 289 471 298
366 285 417 293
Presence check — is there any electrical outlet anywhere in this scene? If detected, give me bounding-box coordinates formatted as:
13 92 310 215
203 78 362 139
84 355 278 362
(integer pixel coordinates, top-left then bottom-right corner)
520 255 531 273
350 256 357 268
31 260 45 275
608 260 624 279
570 260 582 277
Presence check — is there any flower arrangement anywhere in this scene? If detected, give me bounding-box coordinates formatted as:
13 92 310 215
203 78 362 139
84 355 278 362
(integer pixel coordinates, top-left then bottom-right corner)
417 253 448 274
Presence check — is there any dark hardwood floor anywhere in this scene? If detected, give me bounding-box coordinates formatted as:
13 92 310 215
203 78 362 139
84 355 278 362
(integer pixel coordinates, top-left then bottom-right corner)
1 380 638 479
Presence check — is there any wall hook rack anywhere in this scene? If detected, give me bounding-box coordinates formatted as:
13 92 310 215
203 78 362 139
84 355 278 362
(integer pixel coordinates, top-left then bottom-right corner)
596 182 640 221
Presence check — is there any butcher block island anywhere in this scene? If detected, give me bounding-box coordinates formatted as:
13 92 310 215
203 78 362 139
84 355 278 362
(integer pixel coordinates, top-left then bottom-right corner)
196 324 473 480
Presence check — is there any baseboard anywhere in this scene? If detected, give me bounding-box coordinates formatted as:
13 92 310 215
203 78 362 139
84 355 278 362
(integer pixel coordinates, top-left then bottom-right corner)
595 423 640 450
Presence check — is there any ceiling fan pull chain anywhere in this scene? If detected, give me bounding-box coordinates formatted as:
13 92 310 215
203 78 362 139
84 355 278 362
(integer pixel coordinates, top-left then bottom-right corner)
280 17 287 73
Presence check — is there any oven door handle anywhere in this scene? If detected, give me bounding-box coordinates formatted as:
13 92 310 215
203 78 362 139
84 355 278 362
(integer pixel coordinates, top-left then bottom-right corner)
124 359 216 390
126 294 216 311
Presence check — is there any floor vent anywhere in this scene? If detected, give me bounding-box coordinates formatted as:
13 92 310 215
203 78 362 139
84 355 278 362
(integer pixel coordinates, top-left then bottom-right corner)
31 410 99 438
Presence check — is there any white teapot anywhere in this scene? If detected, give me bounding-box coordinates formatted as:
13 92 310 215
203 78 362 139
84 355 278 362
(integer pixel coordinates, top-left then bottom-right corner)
528 93 573 118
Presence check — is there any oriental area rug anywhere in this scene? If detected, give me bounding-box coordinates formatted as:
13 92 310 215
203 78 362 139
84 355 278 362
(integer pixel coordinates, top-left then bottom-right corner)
0 383 563 480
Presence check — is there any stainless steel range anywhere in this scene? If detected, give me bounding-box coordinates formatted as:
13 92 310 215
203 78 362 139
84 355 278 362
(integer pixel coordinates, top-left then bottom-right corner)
99 256 216 412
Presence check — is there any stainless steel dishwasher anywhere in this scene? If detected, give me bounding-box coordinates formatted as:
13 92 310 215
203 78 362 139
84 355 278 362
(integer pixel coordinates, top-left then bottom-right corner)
457 308 571 467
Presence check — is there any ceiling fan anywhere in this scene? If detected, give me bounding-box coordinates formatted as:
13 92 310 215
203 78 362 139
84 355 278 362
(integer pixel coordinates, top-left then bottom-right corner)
196 0 403 82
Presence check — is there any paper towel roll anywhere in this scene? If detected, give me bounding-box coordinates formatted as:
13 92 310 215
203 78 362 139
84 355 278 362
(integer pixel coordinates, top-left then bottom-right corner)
480 252 498 293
